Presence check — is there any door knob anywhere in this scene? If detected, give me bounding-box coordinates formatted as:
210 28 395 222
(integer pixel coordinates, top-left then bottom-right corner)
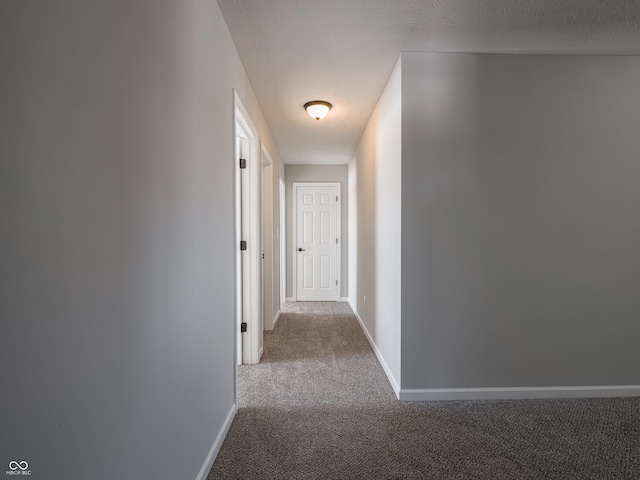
298 248 305 252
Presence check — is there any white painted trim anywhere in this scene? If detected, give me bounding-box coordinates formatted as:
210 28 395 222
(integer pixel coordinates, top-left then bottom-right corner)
272 310 281 329
350 300 400 398
234 91 258 138
195 403 236 480
260 144 273 335
292 182 341 302
234 128 242 367
339 297 349 302
291 183 297 302
285 297 294 303
246 135 262 365
335 187 342 301
279 179 286 309
399 385 640 402
235 92 262 366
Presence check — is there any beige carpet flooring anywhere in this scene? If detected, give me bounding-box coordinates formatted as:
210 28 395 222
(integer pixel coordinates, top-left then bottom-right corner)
208 302 639 479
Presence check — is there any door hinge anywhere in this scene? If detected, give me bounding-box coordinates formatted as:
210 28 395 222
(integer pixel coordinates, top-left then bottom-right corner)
336 196 339 202
240 240 247 251
336 280 338 286
239 158 247 169
336 238 339 244
240 322 247 332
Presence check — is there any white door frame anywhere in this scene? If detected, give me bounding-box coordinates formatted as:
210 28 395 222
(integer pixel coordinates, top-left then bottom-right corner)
279 178 286 308
292 182 341 302
234 91 262 366
261 145 273 336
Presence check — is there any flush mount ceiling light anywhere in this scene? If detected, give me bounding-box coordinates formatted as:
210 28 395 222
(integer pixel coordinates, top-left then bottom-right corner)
304 101 332 121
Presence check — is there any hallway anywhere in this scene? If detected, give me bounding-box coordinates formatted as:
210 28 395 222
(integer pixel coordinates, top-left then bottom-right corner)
208 303 639 479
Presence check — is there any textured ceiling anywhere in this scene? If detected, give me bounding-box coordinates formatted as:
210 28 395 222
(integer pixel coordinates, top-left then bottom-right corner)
218 0 640 164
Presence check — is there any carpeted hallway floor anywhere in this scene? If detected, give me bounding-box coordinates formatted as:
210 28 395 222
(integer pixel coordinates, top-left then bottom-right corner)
208 302 639 479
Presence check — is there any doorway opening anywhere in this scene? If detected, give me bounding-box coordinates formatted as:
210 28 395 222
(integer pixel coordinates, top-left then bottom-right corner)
234 91 262 366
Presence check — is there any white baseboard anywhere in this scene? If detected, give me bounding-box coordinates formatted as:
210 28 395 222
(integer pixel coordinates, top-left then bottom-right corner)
339 297 349 302
399 385 640 402
195 403 236 480
347 298 357 312
272 310 281 329
350 301 400 398
285 297 294 303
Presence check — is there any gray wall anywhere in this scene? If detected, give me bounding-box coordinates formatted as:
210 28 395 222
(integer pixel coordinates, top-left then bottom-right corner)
0 1 281 478
350 58 402 388
285 165 348 298
401 53 640 389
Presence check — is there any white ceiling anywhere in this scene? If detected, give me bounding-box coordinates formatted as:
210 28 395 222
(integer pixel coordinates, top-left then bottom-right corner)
217 0 640 165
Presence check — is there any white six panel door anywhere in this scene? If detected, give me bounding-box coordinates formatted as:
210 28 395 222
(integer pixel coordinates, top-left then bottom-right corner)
295 184 339 301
